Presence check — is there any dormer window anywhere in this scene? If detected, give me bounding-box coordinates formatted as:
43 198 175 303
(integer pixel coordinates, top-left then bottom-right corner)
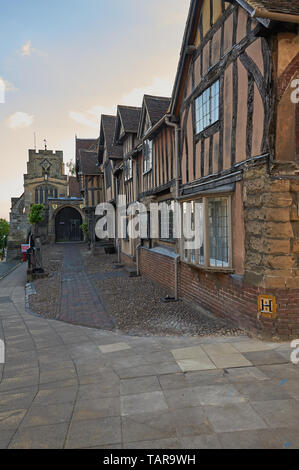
143 140 153 173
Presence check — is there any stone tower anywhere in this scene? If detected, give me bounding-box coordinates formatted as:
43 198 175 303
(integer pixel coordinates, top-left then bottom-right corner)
7 148 68 260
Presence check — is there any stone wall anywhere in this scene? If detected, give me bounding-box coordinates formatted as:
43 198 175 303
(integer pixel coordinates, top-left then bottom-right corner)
7 195 29 261
243 160 299 290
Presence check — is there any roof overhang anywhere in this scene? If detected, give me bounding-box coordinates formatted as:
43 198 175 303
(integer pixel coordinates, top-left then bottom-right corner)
251 8 299 24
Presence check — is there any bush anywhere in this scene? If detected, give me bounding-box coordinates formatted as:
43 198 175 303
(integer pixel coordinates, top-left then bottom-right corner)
28 204 45 225
80 221 89 238
0 219 9 248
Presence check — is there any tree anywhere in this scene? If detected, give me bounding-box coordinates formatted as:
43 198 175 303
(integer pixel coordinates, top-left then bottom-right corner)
28 204 45 237
0 218 9 249
28 204 45 225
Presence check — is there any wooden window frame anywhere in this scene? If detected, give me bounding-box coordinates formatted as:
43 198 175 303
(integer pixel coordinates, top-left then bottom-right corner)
124 158 133 183
180 195 233 272
194 80 220 136
142 139 154 175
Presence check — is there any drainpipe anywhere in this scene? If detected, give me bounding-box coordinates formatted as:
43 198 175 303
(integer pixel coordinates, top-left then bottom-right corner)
165 116 180 200
165 116 181 300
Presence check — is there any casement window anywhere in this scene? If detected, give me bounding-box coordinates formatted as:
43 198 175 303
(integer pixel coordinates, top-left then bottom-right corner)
143 140 153 173
124 158 133 182
195 80 220 134
182 196 231 269
159 200 175 241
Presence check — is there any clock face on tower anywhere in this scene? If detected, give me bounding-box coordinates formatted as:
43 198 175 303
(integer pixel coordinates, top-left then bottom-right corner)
41 159 51 172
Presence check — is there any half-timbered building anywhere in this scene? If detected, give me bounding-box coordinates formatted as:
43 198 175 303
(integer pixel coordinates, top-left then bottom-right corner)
134 0 299 339
75 138 101 250
136 95 179 256
113 105 141 263
74 0 299 339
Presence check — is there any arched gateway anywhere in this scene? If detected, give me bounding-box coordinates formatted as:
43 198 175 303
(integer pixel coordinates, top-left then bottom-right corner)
55 207 83 242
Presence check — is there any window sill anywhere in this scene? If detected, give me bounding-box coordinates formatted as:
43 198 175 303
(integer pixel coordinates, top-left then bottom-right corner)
182 260 234 274
194 120 220 142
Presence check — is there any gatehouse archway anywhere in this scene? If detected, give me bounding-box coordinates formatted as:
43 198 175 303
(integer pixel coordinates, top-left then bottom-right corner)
55 207 83 242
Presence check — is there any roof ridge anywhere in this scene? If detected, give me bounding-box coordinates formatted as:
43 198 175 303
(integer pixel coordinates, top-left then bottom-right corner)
118 105 142 111
144 94 171 100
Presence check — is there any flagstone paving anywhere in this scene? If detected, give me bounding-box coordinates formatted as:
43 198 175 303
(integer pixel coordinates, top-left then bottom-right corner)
0 263 298 449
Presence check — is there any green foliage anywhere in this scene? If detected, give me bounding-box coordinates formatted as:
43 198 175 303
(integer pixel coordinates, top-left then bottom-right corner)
28 204 45 225
0 218 9 248
80 220 89 238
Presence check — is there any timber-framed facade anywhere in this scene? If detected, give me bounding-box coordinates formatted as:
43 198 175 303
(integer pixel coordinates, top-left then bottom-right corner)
78 0 299 340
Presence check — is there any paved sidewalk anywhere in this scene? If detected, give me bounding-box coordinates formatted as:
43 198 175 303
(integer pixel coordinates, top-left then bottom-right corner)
0 265 298 449
0 260 20 280
57 244 115 329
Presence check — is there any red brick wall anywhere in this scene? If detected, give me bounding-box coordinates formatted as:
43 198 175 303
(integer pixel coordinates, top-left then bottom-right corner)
139 248 175 291
136 247 299 340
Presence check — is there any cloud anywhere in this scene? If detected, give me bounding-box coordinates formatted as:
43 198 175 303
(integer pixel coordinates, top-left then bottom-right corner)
69 77 173 131
69 111 99 129
7 112 34 129
19 40 46 57
120 77 173 106
0 77 17 92
69 105 116 129
20 40 32 56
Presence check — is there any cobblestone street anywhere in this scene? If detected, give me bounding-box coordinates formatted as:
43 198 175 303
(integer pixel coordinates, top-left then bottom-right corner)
0 261 298 449
30 244 244 337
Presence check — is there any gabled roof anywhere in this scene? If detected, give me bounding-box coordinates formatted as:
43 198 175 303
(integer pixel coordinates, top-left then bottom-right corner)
114 105 142 144
144 95 171 125
98 115 123 163
170 0 299 115
78 149 101 176
75 138 98 163
138 95 171 139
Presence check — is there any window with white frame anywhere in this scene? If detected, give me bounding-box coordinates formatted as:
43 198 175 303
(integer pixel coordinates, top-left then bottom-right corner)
195 80 220 134
182 196 231 269
124 158 132 181
143 139 153 173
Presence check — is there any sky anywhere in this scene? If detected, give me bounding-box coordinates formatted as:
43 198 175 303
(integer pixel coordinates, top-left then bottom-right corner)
0 0 190 220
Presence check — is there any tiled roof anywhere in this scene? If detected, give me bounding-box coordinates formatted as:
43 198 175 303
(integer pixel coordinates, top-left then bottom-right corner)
118 106 142 134
68 177 81 198
101 115 123 159
144 95 171 126
75 138 98 163
245 0 299 15
79 150 101 175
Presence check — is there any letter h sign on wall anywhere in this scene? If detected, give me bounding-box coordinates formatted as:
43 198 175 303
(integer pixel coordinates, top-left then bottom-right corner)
258 295 277 319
